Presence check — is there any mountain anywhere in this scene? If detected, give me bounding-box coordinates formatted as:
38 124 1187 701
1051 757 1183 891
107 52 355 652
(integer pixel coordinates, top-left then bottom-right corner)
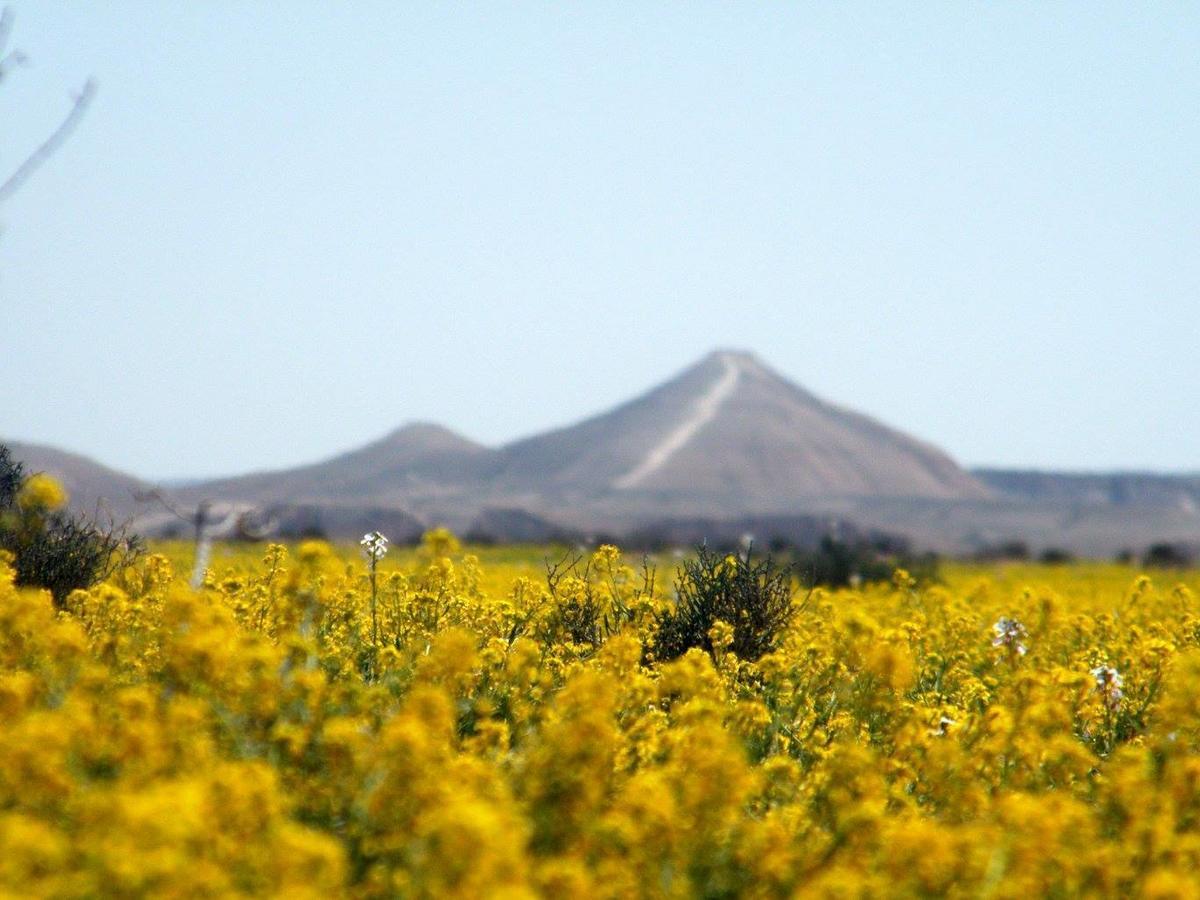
4 440 149 520
179 422 497 506
150 350 993 539
10 350 1198 554
490 350 991 510
169 350 989 529
974 469 1200 511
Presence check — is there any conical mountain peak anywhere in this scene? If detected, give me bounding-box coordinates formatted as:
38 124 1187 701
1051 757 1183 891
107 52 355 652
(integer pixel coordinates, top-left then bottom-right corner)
490 352 990 504
171 349 990 531
680 349 809 399
701 347 760 366
691 348 772 377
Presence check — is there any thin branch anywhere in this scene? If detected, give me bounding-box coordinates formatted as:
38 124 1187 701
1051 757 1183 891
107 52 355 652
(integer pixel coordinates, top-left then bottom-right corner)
0 7 13 57
0 77 97 205
0 7 28 88
134 487 194 524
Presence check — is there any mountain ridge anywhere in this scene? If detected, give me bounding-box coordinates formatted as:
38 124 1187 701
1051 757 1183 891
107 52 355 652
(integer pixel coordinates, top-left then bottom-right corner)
157 349 989 514
8 350 1199 554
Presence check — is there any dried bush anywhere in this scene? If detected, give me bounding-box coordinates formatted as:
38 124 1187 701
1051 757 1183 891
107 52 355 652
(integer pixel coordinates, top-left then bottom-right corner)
0 445 25 511
653 544 796 663
0 443 142 605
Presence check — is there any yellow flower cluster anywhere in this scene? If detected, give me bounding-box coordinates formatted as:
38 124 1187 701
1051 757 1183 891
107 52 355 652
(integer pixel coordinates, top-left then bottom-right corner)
16 473 67 512
1 540 1199 897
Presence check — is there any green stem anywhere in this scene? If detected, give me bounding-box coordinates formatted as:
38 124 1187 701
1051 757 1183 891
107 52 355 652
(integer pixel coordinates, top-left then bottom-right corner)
369 563 378 649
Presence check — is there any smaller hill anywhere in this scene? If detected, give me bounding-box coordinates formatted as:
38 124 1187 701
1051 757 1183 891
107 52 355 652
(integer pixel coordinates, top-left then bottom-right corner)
5 440 149 520
180 422 498 506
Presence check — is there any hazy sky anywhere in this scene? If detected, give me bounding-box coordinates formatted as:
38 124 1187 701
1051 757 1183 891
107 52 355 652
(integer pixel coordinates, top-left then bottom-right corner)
3 3 1197 479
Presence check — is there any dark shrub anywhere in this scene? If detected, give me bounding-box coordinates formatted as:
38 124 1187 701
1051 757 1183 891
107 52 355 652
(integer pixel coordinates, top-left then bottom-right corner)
0 446 22 510
792 536 886 589
0 443 142 605
1144 542 1195 569
653 545 795 663
973 540 1031 562
8 512 139 604
1039 547 1074 565
790 536 939 589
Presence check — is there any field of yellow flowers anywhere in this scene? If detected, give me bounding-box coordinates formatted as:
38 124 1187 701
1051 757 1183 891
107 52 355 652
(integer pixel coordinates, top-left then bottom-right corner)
3 530 1200 898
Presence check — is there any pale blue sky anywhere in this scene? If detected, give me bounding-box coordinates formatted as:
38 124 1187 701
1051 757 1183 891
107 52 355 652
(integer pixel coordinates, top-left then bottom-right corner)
2 2 1197 479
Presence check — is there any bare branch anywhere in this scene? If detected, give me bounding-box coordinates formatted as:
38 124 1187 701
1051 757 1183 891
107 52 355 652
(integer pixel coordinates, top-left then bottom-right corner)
0 77 97 205
134 487 193 524
0 8 29 87
0 7 13 57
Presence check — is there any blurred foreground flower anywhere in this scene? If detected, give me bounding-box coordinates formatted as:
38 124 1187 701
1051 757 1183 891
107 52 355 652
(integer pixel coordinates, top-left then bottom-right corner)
17 473 67 512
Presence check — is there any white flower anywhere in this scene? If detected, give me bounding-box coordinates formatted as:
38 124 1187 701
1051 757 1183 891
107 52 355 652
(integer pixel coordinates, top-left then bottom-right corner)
992 617 1028 656
360 531 389 563
1091 664 1123 709
1090 665 1123 689
929 715 957 737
